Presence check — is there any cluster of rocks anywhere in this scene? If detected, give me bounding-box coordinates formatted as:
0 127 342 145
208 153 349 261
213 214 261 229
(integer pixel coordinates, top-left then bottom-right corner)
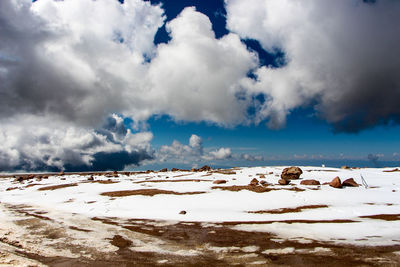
276 166 359 188
14 174 48 183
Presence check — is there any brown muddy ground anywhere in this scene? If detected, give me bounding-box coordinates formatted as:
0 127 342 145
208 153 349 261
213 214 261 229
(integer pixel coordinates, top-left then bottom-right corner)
1 203 400 266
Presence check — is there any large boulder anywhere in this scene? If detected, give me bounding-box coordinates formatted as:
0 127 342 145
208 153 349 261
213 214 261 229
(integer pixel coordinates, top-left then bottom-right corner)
342 178 359 187
281 167 303 180
329 177 342 188
300 179 320 185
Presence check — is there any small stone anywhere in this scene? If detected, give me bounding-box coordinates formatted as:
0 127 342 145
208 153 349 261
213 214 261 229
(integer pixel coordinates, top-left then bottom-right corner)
342 178 359 187
249 178 259 186
329 177 342 188
300 179 320 185
278 179 289 185
88 176 94 181
213 180 227 184
259 174 266 178
159 168 168 172
179 210 187 215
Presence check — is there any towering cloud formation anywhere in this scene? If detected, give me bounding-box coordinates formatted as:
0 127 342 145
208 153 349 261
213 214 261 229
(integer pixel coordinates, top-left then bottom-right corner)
226 0 400 131
1 0 400 171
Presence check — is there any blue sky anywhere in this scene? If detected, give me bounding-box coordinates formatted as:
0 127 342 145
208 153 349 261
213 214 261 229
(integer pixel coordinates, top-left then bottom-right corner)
0 0 400 172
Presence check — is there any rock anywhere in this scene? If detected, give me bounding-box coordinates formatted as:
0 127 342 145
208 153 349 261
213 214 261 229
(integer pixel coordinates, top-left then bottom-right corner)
341 166 351 169
179 210 187 215
15 176 25 182
260 180 267 185
27 174 35 179
329 177 342 188
278 179 289 185
342 178 359 187
281 167 303 180
42 175 49 179
110 235 132 249
60 177 66 180
171 168 179 172
145 170 154 173
59 171 65 176
300 179 320 185
198 165 212 172
88 176 94 181
249 178 259 186
213 180 227 184
159 168 168 172
259 174 265 178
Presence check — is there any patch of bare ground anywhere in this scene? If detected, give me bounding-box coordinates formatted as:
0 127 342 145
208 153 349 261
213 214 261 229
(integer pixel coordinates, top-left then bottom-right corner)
100 189 207 197
69 226 92 232
134 179 213 183
212 185 305 193
37 183 78 191
383 168 400 172
360 214 400 221
306 169 339 172
212 170 237 175
24 183 43 188
248 205 329 214
172 173 194 178
88 180 119 184
220 219 359 225
90 217 400 266
2 202 400 266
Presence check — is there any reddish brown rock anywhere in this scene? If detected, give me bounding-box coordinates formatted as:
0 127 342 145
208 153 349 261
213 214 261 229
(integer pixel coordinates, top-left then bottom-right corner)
281 167 303 180
199 165 212 172
259 174 266 178
342 178 359 187
249 178 259 186
179 210 187 215
88 176 94 181
278 179 289 185
159 168 168 172
260 180 267 185
58 171 65 176
171 168 179 172
213 180 227 184
300 179 321 185
27 174 35 179
329 177 342 188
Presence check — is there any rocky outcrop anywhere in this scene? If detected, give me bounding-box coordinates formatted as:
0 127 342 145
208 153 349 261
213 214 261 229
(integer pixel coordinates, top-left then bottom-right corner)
281 167 303 180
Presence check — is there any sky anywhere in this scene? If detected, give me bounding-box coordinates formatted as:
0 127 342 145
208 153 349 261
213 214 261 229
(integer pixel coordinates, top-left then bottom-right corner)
1 0 400 172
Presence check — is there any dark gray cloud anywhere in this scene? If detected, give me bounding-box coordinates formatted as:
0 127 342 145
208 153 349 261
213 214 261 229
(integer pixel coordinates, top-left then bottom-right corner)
226 0 400 132
0 115 154 172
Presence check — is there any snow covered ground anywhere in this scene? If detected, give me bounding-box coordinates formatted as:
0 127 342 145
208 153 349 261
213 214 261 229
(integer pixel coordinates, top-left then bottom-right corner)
1 166 400 265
